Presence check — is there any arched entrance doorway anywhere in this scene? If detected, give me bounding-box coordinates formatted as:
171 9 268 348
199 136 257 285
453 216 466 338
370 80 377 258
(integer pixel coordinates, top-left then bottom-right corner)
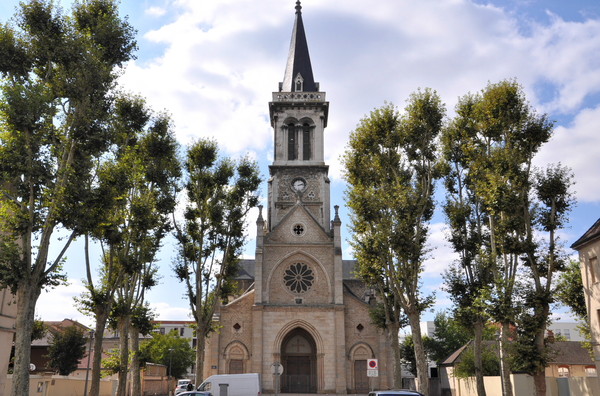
281 328 317 393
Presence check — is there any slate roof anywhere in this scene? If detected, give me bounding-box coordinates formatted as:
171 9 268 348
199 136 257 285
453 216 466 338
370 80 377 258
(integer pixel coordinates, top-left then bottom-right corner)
343 260 359 280
236 259 256 280
550 341 594 365
571 218 600 250
280 1 318 92
441 340 593 367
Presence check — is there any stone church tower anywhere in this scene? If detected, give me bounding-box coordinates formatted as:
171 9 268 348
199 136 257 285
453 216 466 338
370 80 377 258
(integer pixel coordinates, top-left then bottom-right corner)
203 2 393 393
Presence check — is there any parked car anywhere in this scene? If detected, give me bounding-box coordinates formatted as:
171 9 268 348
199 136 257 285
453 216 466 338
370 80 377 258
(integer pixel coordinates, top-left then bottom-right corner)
174 379 194 395
178 392 210 396
368 391 424 396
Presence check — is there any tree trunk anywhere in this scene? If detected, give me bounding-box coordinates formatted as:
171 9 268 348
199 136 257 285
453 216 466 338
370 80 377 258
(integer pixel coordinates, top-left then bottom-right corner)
533 304 550 396
408 310 429 396
387 321 403 388
499 322 513 396
130 327 142 396
195 329 206 386
473 319 487 396
11 282 41 396
90 311 110 396
116 316 131 396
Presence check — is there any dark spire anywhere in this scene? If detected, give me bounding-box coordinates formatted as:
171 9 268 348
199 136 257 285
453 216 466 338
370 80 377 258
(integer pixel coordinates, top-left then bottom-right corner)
280 1 318 92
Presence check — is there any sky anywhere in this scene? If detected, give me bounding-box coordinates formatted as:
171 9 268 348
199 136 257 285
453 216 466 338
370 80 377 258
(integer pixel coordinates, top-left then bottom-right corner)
2 0 600 328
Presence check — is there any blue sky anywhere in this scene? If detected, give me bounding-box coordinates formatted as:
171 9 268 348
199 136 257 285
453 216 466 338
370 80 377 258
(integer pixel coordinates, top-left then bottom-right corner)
2 0 600 327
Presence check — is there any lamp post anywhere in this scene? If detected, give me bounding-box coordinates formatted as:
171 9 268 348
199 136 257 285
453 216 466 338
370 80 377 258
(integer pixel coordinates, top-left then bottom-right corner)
168 348 174 396
83 330 95 396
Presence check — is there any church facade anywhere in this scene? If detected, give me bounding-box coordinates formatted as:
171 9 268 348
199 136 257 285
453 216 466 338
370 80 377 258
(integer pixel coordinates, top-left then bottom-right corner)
203 2 393 393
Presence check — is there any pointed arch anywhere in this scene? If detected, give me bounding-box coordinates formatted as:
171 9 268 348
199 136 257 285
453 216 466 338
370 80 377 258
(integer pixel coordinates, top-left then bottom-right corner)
224 341 250 374
265 250 332 300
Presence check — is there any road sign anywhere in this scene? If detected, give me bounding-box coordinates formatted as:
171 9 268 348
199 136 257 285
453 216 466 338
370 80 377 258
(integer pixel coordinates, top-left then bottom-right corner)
367 359 378 369
367 369 379 377
271 361 284 375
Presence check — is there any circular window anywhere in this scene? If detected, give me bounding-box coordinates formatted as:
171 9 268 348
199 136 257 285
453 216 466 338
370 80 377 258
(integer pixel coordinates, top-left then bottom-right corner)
284 263 314 293
292 223 305 236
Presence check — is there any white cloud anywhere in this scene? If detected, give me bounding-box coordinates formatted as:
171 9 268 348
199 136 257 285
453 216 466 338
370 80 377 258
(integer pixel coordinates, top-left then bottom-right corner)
535 104 600 202
423 223 459 277
145 6 167 17
150 302 193 321
36 279 93 327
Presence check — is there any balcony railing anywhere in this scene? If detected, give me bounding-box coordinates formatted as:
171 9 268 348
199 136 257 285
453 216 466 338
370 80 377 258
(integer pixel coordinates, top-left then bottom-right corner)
272 92 326 102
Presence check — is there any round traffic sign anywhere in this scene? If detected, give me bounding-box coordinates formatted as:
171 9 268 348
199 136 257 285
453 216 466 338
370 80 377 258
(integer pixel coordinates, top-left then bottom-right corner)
367 359 378 369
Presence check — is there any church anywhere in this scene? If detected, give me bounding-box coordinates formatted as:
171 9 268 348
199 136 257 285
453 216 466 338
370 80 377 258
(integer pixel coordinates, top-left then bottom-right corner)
202 2 393 393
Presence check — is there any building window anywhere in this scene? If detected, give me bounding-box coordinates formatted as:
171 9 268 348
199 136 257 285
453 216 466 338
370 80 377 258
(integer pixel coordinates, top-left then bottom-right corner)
302 124 311 160
563 329 570 340
159 328 165 335
284 262 314 293
586 366 597 377
287 124 297 160
590 257 599 283
558 366 570 377
295 73 304 92
292 223 305 236
180 328 185 337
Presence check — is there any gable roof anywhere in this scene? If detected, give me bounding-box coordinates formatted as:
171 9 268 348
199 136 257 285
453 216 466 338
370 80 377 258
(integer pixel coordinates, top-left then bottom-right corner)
571 217 600 250
441 340 593 367
550 341 594 365
268 201 331 241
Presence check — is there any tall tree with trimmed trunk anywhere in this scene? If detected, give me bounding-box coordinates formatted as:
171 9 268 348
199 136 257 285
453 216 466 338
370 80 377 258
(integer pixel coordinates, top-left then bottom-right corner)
173 138 261 383
343 90 445 395
0 1 136 395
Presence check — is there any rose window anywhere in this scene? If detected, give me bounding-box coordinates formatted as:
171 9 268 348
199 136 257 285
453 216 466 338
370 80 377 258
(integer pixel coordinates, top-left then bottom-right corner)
284 263 314 293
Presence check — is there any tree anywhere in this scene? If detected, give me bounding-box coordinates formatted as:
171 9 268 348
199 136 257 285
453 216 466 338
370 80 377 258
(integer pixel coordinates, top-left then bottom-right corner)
425 312 472 365
441 80 568 396
75 94 180 396
343 91 445 395
46 326 87 376
454 343 501 378
441 92 494 396
173 138 261 382
556 259 587 319
139 330 195 379
0 1 136 394
513 164 574 395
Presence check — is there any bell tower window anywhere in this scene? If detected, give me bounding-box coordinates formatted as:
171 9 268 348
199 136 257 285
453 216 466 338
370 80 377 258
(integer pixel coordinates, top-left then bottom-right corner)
294 73 304 92
302 123 311 160
287 123 297 160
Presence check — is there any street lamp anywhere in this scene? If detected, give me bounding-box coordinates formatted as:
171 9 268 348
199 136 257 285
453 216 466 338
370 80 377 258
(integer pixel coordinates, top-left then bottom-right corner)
83 330 95 396
168 348 174 378
168 348 174 396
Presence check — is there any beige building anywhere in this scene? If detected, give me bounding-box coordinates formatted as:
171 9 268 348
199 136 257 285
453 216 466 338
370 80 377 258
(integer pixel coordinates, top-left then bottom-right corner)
0 288 17 392
571 218 600 382
202 2 393 394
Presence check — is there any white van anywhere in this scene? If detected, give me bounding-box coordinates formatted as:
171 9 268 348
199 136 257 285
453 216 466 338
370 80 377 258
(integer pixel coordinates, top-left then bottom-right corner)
197 373 261 396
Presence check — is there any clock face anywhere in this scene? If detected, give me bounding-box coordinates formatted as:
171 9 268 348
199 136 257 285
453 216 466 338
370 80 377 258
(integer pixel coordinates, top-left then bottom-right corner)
292 178 306 191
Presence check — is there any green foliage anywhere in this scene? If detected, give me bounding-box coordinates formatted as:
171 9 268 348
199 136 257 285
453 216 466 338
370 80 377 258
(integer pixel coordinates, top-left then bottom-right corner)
139 331 195 379
173 138 260 333
556 260 587 319
101 348 123 377
399 335 419 376
46 326 87 376
31 319 46 341
425 312 472 365
343 92 445 394
454 343 501 378
0 1 138 391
